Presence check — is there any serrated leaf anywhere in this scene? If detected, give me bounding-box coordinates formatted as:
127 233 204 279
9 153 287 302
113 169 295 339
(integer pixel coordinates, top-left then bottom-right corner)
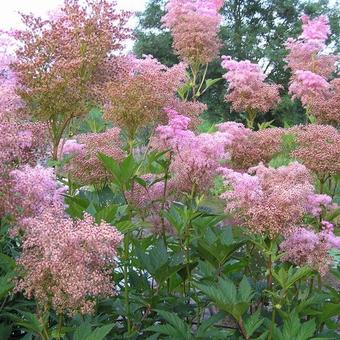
154 309 189 338
297 319 316 340
73 322 92 340
85 324 114 340
244 310 264 337
239 276 252 302
196 311 225 337
146 324 183 338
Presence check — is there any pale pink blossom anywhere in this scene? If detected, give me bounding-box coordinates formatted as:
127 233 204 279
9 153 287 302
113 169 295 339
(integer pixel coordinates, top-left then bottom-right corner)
300 15 331 43
221 56 281 114
15 212 123 315
8 165 65 223
64 128 125 185
289 70 329 106
280 226 332 276
162 0 222 64
153 109 232 193
220 162 331 237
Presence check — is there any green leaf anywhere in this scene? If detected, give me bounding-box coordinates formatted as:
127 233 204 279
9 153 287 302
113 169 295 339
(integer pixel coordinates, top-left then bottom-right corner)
146 324 183 338
244 310 264 337
98 153 124 187
73 322 92 340
196 312 226 337
239 276 252 302
85 324 114 340
205 78 222 90
220 277 237 305
297 319 316 340
154 309 190 338
0 253 16 271
0 324 12 340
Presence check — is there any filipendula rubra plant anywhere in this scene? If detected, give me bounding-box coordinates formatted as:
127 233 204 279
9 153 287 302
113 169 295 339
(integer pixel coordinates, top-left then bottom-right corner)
1 2 340 338
11 0 130 159
221 57 281 129
286 15 339 125
162 0 224 101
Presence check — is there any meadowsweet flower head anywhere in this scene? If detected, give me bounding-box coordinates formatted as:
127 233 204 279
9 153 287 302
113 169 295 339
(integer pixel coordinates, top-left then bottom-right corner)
162 0 222 64
11 0 131 124
300 15 331 43
289 70 329 106
98 55 186 138
0 32 23 121
221 56 281 114
153 109 232 193
280 226 332 276
220 162 331 237
285 15 337 79
15 211 123 315
290 124 340 177
0 122 48 216
228 127 284 170
64 128 125 186
308 78 340 125
58 139 85 159
8 165 65 226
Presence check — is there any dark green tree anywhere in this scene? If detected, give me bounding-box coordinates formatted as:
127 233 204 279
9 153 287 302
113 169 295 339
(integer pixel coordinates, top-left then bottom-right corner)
133 0 340 126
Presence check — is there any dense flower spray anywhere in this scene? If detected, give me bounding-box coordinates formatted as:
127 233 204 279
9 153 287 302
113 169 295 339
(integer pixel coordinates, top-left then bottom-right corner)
8 165 65 225
224 125 285 170
98 55 187 140
152 108 232 193
0 122 48 215
286 15 339 124
285 15 336 77
308 78 340 125
0 33 22 121
220 162 332 237
11 0 131 159
289 70 329 106
162 0 223 65
221 57 281 128
61 128 125 186
15 211 123 315
280 221 340 276
290 124 340 180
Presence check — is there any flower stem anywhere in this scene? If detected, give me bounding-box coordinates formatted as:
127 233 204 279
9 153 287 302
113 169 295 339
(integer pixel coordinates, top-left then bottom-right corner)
123 232 132 338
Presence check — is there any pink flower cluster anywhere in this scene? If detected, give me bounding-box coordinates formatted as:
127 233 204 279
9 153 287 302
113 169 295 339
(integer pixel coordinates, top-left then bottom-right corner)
289 70 329 106
285 38 337 78
308 78 340 125
0 32 23 121
0 122 47 166
220 162 332 237
286 15 339 124
0 122 48 215
221 56 281 114
227 126 284 170
162 0 222 64
62 128 125 185
300 15 331 43
290 124 340 178
57 139 85 159
8 165 65 224
152 108 232 193
285 15 336 77
280 221 339 275
15 211 123 315
98 55 187 137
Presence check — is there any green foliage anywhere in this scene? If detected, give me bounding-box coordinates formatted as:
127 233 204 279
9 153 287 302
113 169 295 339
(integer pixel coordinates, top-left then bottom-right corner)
195 276 253 321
